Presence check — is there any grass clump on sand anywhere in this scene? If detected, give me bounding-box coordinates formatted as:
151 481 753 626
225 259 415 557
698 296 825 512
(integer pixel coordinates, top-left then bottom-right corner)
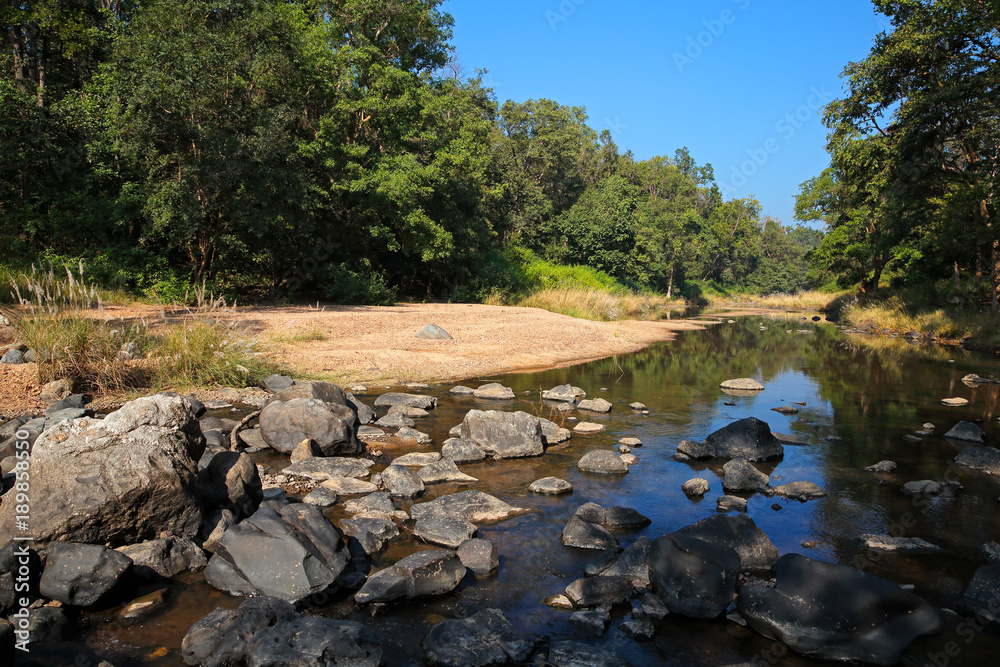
518 287 679 322
3 263 281 394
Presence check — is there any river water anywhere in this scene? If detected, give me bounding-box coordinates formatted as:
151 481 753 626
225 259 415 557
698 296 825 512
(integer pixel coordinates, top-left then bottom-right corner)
81 314 1000 666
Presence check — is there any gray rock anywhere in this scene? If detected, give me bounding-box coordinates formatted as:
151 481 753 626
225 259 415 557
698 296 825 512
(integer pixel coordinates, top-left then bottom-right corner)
461 410 544 458
310 477 377 496
259 397 360 456
414 515 477 548
416 323 452 340
629 402 648 411
529 477 573 495
600 506 652 529
419 458 479 484
955 446 1000 475
24 607 70 644
375 411 415 428
638 592 669 619
983 542 1000 562
682 478 710 497
39 542 132 607
902 480 943 496
620 618 655 640
211 504 350 603
180 596 299 667
340 515 399 555
354 549 466 605
381 464 425 498
570 609 610 634
457 538 499 576
393 452 441 466
773 481 826 501
343 492 394 516
960 562 1000 623
237 428 268 451
346 393 375 425
865 460 898 473
0 394 205 545
262 374 295 394
450 385 475 395
717 496 747 512
578 449 629 474
595 537 653 588
411 490 524 523
542 384 580 402
301 486 338 507
373 392 437 410
246 616 383 667
274 381 347 405
1 542 40 615
283 457 373 481
672 514 779 573
473 383 516 400
539 417 572 445
0 349 23 364
738 553 943 664
197 450 263 521
116 537 207 578
204 554 258 596
578 398 612 413
561 516 619 550
859 535 942 553
38 378 74 404
720 378 764 391
422 608 534 667
547 641 630 667
565 575 633 608
289 438 322 463
941 397 970 407
649 534 739 618
395 426 432 443
441 437 486 462
722 458 770 492
199 509 236 554
945 421 986 443
573 421 606 433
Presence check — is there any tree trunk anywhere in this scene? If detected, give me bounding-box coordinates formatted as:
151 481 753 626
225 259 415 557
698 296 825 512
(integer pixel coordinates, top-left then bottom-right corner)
992 239 999 313
36 36 47 107
976 249 983 288
953 262 961 290
666 264 674 299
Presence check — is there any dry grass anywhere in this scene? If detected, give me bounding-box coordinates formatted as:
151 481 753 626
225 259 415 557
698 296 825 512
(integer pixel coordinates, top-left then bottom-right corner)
705 290 849 311
517 287 682 322
841 297 1000 351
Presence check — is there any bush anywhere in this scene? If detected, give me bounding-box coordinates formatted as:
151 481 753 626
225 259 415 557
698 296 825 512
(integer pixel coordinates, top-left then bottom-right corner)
320 261 397 306
152 320 278 389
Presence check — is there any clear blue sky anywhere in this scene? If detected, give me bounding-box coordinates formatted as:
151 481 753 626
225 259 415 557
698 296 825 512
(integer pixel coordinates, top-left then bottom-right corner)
443 0 887 227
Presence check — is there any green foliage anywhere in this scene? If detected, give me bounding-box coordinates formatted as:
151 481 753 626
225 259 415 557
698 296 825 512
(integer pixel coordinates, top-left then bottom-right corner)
153 321 278 389
319 261 397 306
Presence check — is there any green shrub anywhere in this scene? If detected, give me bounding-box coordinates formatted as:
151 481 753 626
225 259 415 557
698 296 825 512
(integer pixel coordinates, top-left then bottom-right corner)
320 261 397 306
152 320 280 389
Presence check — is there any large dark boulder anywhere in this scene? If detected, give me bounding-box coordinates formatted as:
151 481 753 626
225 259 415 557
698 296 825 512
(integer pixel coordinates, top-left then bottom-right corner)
38 542 132 607
422 608 534 667
679 417 784 461
561 516 619 551
460 410 544 459
671 514 778 572
245 616 383 667
587 537 652 589
1 541 40 614
258 398 360 456
181 596 297 667
209 504 350 604
354 550 466 605
648 534 739 618
0 394 205 545
738 553 943 664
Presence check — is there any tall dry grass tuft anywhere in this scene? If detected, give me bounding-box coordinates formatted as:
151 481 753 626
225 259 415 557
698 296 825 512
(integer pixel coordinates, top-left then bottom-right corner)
705 290 849 311
518 287 681 322
153 320 279 389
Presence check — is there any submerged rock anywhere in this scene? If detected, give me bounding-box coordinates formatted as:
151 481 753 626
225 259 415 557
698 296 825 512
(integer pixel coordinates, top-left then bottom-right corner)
859 535 942 553
422 608 534 667
720 378 764 391
960 562 1000 623
246 616 383 667
865 460 897 473
902 480 943 496
737 553 942 664
773 481 826 501
547 641 630 667
955 447 1000 476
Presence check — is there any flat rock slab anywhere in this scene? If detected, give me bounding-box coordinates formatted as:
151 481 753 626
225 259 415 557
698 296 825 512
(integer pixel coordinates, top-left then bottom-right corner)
859 535 943 553
773 481 826 501
314 477 378 496
283 457 373 481
381 465 425 499
578 450 628 474
578 398 612 413
771 406 800 415
717 496 747 512
393 452 441 467
410 490 525 523
473 383 515 400
343 492 395 515
619 437 643 447
573 422 606 434
373 393 438 410
542 384 582 402
376 413 415 429
721 378 764 391
414 515 477 549
422 608 534 667
548 641 630 667
941 397 969 407
418 458 479 484
529 477 573 495
395 426 432 444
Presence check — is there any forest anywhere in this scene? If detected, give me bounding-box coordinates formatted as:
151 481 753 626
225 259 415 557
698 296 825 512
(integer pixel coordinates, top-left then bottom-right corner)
0 0 996 312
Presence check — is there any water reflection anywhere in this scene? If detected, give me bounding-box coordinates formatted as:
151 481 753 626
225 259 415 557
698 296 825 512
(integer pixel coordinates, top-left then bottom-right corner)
84 317 1000 666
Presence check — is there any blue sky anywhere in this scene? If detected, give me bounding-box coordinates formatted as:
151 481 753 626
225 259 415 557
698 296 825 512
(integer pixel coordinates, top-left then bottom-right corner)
443 0 888 228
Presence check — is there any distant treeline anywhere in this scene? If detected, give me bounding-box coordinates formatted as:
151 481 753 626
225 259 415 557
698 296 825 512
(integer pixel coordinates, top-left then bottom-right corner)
797 0 999 310
1 0 820 304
